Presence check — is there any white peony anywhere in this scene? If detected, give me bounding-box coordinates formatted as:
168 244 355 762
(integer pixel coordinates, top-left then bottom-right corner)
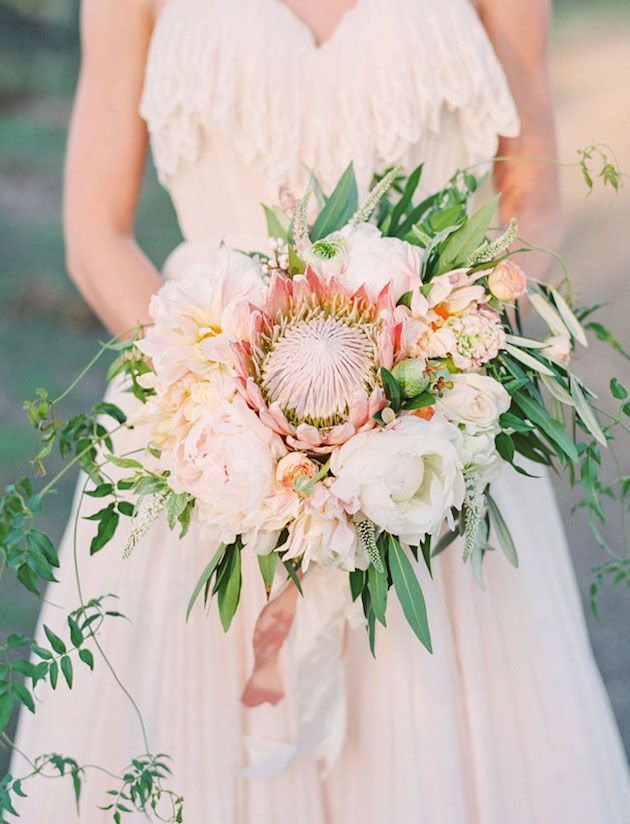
461 429 503 483
435 373 510 431
139 246 266 385
307 224 421 303
166 397 290 545
330 415 465 545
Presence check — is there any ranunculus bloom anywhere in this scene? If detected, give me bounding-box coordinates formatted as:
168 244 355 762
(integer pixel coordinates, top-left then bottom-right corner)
435 373 510 430
487 260 527 302
541 334 571 366
330 415 465 545
443 308 506 370
139 247 266 385
307 223 421 303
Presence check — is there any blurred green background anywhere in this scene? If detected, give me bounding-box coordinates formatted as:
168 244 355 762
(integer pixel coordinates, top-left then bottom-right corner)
1 0 629 776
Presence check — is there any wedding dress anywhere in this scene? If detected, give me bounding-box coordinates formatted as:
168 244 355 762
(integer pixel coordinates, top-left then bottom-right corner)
12 0 630 821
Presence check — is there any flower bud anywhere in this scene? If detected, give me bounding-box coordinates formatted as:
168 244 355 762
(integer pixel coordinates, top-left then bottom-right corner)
541 334 571 366
391 358 429 398
487 260 527 302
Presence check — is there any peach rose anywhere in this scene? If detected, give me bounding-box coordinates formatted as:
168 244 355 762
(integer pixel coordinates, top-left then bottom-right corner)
487 260 527 302
276 452 317 490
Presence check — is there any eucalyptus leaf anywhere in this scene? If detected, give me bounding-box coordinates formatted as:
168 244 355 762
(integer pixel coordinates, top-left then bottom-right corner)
486 494 518 568
540 373 576 407
513 392 579 462
186 544 226 622
550 287 588 346
310 163 358 241
388 535 432 653
218 547 242 632
528 292 570 338
257 551 278 597
504 344 555 377
262 205 289 241
570 376 607 447
437 195 499 270
367 562 388 627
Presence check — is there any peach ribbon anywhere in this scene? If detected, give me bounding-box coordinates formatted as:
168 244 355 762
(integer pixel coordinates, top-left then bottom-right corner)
241 575 301 708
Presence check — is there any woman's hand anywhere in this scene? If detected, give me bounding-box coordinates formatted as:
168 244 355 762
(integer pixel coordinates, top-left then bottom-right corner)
64 0 162 337
480 0 564 281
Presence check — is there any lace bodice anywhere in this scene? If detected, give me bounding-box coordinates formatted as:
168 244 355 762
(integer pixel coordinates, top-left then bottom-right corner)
140 0 519 255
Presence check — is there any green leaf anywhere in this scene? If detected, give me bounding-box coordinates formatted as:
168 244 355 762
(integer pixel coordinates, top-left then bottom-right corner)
504 344 555 377
11 682 35 714
540 374 576 407
549 287 588 346
401 391 435 411
569 376 607 447
49 660 59 690
282 560 304 595
85 483 114 498
610 378 628 400
498 412 534 433
388 164 423 234
257 552 278 597
437 195 499 270
367 562 388 627
218 547 242 632
78 649 95 671
185 544 226 622
262 204 289 241
380 367 401 412
586 321 630 360
495 432 515 463
287 246 305 276
31 644 53 661
166 492 188 530
513 392 579 463
486 494 518 568
26 530 59 567
310 163 358 241
104 454 143 470
388 535 432 652
90 509 120 555
117 501 135 517
67 616 83 649
431 527 458 557
0 693 14 732
60 655 73 689
349 569 365 601
43 625 67 656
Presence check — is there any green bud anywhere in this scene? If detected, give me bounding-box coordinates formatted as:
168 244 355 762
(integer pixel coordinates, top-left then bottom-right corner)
391 359 429 399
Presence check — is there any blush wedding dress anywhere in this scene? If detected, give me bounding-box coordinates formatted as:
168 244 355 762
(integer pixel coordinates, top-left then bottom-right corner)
12 0 630 822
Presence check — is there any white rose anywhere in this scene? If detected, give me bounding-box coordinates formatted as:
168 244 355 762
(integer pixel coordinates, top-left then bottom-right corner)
330 415 465 545
308 224 421 303
168 397 288 544
435 373 510 431
461 429 503 484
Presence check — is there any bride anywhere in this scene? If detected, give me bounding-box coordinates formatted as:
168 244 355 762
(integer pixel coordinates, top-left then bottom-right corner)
11 0 630 821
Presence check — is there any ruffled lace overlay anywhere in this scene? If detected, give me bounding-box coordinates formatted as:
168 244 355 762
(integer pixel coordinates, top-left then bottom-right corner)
140 0 519 194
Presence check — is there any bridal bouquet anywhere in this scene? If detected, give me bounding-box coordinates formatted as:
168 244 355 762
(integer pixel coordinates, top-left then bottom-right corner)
82 163 624 651
2 158 627 820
